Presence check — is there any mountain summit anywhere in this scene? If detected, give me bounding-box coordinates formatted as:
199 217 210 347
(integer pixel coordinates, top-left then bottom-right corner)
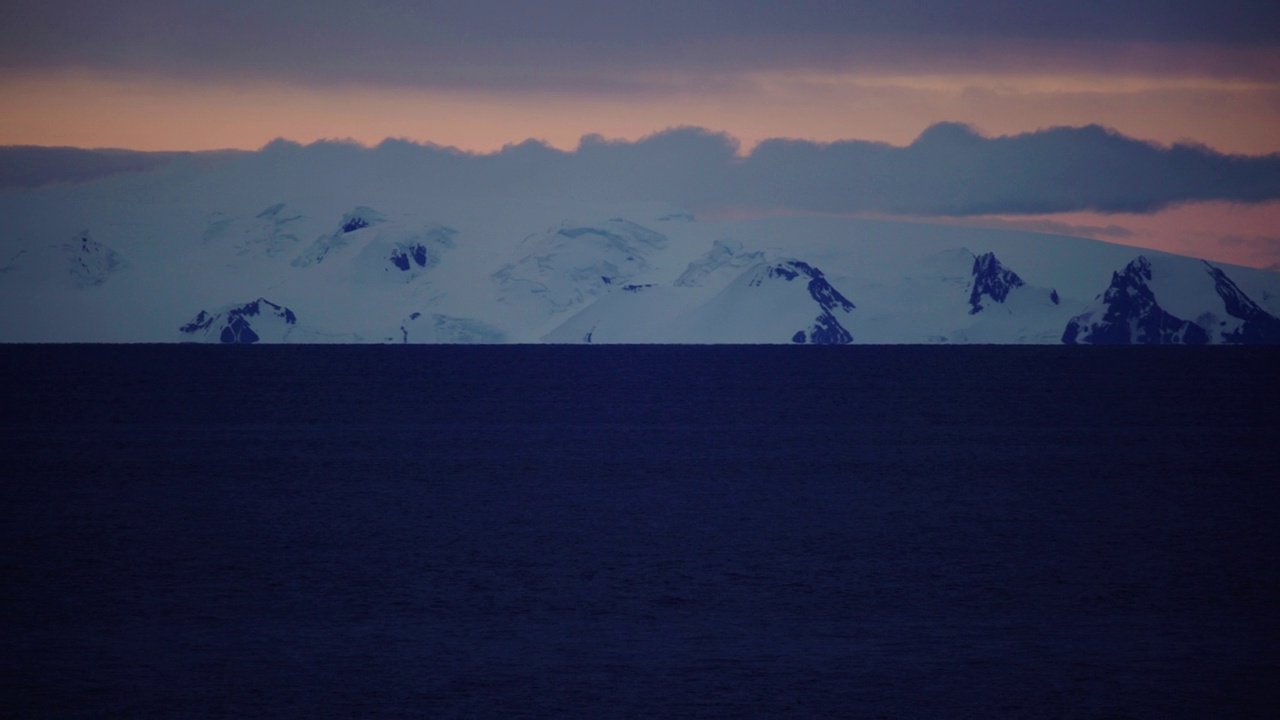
1063 255 1280 344
969 251 1028 315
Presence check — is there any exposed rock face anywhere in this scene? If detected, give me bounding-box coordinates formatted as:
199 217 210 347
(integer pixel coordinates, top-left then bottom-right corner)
749 260 855 345
1063 257 1209 344
1063 255 1280 344
1204 262 1280 344
179 298 298 344
969 252 1026 315
794 312 853 345
384 226 456 278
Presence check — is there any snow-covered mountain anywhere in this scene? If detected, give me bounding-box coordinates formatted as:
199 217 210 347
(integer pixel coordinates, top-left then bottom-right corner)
1063 255 1280 344
671 259 857 344
201 202 304 267
969 251 1032 314
179 298 300 344
62 231 129 288
1 152 1278 344
492 219 668 319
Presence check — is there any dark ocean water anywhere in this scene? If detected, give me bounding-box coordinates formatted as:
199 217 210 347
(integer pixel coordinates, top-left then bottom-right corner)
2 345 1278 718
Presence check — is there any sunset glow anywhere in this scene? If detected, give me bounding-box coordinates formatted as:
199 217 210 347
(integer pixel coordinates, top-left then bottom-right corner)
4 67 1278 156
2 1 1277 267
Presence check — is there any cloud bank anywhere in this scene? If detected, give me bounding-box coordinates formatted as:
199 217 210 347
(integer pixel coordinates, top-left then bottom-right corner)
741 123 1280 214
6 124 1279 217
0 145 261 191
0 147 198 189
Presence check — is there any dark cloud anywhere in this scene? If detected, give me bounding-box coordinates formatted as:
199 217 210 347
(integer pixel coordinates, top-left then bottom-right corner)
741 123 1280 215
8 123 1280 216
2 1 1276 91
0 146 190 189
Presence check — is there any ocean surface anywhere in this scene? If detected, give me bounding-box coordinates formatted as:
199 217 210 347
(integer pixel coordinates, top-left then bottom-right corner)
2 345 1278 718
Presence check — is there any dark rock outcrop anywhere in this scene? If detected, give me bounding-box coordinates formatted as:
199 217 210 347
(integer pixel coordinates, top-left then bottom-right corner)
1062 257 1208 344
968 252 1026 314
180 298 297 344
1204 261 1280 344
754 260 855 344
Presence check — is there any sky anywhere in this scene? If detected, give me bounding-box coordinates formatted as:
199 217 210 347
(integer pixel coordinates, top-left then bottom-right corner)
2 1 1279 267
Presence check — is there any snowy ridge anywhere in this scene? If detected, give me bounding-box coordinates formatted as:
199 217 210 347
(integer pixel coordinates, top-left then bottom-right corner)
667 259 856 344
492 218 668 317
846 247 1066 344
202 203 304 266
758 260 856 344
292 206 387 268
1201 263 1280 344
674 239 765 288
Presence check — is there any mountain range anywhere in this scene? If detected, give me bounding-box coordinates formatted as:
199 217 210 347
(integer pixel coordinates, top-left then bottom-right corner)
2 148 1277 344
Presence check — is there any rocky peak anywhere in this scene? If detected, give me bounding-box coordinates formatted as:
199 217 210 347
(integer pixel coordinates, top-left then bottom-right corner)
741 260 855 344
340 206 385 234
1062 256 1208 344
968 251 1025 314
179 297 297 344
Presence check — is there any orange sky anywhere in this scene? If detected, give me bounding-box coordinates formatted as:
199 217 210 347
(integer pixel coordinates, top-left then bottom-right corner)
2 35 1278 270
2 69 1278 156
